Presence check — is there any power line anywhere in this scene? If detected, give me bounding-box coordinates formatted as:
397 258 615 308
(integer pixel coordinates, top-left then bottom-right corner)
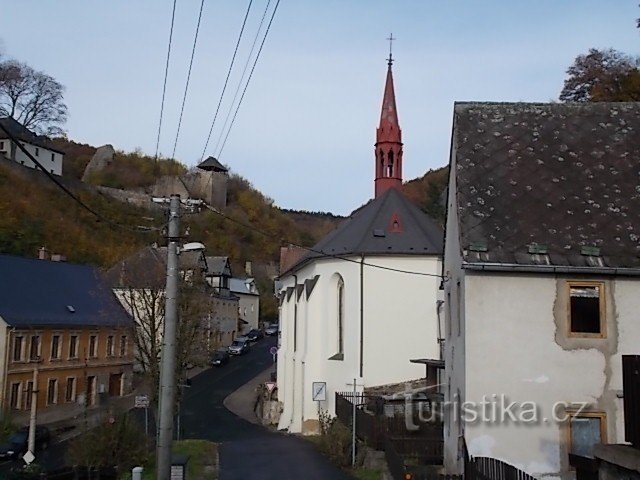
154 0 178 161
200 0 254 162
201 203 444 279
0 122 160 234
217 0 281 158
212 0 274 157
171 0 206 160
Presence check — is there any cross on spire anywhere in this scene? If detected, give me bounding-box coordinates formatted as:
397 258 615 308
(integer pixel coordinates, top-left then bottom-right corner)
386 33 396 66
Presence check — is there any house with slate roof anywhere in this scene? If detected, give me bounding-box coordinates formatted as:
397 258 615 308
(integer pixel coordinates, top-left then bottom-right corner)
0 255 134 415
276 57 444 434
0 117 65 176
443 102 640 477
230 277 260 334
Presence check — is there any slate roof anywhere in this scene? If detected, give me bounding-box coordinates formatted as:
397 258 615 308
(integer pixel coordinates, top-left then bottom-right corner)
197 156 228 172
452 102 640 271
229 278 259 296
0 117 65 154
206 256 231 277
283 188 443 275
0 255 133 327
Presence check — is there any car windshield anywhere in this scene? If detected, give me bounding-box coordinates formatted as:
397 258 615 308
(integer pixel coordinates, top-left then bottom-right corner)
231 341 243 347
8 432 27 444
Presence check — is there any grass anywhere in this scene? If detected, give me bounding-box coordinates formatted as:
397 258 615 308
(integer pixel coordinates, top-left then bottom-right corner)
351 467 383 480
132 440 218 480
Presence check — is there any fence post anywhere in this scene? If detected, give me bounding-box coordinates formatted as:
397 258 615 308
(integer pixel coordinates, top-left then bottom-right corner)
132 466 144 480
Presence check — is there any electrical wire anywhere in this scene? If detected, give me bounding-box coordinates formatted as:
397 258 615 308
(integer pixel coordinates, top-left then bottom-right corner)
212 0 274 157
171 0 206 160
0 122 160 234
154 0 178 161
200 0 254 162
201 203 444 279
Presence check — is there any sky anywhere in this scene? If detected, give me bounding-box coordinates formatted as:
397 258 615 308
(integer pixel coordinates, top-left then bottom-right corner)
1 1 639 215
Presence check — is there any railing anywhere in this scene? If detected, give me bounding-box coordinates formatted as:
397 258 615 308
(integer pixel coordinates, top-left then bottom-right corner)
623 355 640 449
466 456 537 480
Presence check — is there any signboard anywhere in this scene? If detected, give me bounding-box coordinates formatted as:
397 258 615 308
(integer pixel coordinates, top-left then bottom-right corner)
265 382 277 393
269 346 278 355
135 395 150 408
23 450 35 465
312 381 327 402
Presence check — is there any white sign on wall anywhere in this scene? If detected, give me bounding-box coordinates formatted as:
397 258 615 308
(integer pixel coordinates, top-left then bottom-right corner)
312 381 326 401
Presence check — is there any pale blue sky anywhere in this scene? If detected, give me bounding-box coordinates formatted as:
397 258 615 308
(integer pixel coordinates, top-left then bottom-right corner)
1 1 638 215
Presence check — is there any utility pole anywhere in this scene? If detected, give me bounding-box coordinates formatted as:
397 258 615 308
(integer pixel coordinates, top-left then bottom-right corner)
156 194 181 480
27 358 39 456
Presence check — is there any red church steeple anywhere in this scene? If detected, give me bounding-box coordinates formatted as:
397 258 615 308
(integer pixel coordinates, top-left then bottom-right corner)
375 35 403 198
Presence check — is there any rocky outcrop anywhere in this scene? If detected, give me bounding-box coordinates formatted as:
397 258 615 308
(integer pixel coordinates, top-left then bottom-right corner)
82 144 115 181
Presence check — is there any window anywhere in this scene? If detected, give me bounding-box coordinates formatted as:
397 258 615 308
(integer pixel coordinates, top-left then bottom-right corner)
29 335 40 361
0 141 4 149
89 334 98 357
51 153 55 162
120 336 127 356
13 335 23 362
106 335 114 357
569 412 606 458
387 150 394 177
10 383 21 410
337 277 344 355
65 377 76 402
35 147 39 157
69 335 78 358
24 381 33 410
47 378 58 405
569 282 604 336
51 334 61 360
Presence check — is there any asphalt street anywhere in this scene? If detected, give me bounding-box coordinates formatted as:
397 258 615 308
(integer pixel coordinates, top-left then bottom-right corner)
181 336 352 479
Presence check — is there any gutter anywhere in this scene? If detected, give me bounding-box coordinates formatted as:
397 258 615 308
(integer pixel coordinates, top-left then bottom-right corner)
359 255 364 378
463 262 640 277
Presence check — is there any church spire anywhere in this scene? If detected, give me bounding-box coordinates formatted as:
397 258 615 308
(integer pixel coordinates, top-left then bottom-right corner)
374 34 403 198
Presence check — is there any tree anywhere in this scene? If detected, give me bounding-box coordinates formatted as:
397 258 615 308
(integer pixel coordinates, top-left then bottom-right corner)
560 48 640 102
0 60 68 135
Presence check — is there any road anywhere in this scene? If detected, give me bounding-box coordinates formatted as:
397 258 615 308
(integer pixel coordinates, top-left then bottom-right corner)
181 336 352 480
0 336 351 479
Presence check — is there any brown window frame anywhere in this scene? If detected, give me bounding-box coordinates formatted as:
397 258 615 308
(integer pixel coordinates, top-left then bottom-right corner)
567 281 606 338
567 410 607 458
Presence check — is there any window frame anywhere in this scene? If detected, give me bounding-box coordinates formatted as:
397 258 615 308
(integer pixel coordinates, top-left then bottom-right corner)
119 335 127 357
50 333 62 360
567 410 607 458
567 281 606 338
47 378 58 406
106 335 114 357
29 334 41 361
12 335 24 362
10 382 21 410
65 377 77 403
89 333 98 358
68 334 79 359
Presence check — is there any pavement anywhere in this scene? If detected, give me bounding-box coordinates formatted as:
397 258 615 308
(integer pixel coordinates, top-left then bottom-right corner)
181 337 353 480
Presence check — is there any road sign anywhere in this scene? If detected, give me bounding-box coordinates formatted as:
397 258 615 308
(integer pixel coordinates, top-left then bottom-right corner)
312 382 326 401
135 395 150 408
265 382 277 393
269 346 278 355
23 450 35 465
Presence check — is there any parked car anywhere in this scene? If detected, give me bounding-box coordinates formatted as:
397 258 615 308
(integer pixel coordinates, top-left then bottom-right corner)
246 329 264 342
265 324 279 336
211 349 230 366
228 338 250 355
0 426 50 459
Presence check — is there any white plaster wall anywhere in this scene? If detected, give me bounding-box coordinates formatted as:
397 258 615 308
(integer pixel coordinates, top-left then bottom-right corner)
236 293 259 333
277 252 441 434
463 272 638 478
13 141 63 176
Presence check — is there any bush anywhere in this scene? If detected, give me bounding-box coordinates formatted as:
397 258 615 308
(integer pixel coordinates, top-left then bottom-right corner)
316 412 352 467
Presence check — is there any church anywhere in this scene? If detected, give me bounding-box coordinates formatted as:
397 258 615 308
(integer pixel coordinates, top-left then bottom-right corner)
276 55 444 434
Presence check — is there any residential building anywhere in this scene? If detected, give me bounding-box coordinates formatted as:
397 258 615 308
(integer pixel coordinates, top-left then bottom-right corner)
443 102 640 477
205 256 241 345
276 57 443 434
230 277 260 334
0 117 64 176
0 255 134 414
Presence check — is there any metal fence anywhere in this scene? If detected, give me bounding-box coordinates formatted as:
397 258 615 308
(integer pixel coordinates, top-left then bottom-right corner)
465 457 537 480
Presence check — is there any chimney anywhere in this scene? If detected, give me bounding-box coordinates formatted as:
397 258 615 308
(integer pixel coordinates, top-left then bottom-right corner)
245 261 253 277
38 247 49 260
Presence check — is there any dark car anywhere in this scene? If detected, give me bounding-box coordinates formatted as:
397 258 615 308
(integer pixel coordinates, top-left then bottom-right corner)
211 349 230 366
228 338 250 355
246 329 264 342
0 426 50 459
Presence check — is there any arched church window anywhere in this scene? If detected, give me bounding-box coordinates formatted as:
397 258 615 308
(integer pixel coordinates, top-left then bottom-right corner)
337 277 344 355
379 150 385 177
387 150 394 177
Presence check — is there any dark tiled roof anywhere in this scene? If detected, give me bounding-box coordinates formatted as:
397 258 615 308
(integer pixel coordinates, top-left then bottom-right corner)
452 102 640 270
206 256 231 276
197 156 228 172
0 255 133 327
283 188 443 275
0 117 65 154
